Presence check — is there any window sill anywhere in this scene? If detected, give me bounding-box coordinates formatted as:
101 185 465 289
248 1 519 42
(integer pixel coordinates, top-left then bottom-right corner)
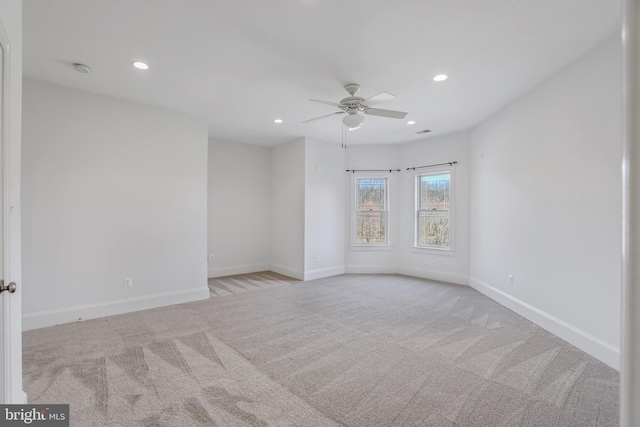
350 245 395 251
411 246 455 256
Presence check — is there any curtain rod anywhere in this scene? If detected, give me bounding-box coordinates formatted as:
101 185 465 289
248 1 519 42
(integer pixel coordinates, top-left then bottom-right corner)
345 169 402 173
406 161 457 171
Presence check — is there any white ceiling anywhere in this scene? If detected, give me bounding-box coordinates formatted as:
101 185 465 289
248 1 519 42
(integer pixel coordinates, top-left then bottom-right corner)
23 0 620 147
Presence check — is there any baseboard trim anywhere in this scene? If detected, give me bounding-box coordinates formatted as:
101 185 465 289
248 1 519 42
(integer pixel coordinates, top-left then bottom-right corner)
398 266 469 286
209 263 344 281
304 266 345 281
345 265 468 287
469 277 620 370
345 265 398 274
22 287 210 331
269 264 304 280
208 264 270 278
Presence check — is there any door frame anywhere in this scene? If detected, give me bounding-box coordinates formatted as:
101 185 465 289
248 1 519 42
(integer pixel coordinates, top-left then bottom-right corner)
0 14 25 405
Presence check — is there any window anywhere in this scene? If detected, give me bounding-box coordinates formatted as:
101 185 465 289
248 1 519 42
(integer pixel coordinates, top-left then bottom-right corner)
416 171 452 249
355 177 388 245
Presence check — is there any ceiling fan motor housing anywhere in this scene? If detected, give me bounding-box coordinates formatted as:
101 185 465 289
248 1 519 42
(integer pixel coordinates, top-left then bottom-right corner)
340 97 365 111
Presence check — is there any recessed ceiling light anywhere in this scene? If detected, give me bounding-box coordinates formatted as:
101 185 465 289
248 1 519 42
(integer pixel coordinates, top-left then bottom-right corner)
274 119 283 124
133 61 149 70
407 120 416 125
433 74 448 82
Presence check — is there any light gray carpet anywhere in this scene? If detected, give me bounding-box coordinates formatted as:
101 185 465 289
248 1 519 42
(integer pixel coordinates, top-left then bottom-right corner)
23 273 619 426
208 271 298 297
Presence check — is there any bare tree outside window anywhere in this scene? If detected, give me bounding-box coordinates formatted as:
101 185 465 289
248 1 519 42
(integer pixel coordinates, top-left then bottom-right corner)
417 173 450 248
356 178 388 244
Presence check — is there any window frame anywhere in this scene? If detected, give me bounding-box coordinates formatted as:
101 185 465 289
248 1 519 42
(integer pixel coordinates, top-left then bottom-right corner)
414 166 455 254
351 174 391 248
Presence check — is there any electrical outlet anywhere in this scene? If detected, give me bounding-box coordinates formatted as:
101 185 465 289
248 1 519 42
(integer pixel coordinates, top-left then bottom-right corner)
508 275 514 286
208 254 215 262
123 277 133 288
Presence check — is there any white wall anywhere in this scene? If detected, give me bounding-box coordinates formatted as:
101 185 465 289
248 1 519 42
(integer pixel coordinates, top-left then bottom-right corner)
209 136 344 281
208 139 270 277
270 138 305 279
345 145 401 273
398 132 471 285
0 0 25 403
22 79 210 329
469 35 622 369
304 138 345 280
344 134 471 284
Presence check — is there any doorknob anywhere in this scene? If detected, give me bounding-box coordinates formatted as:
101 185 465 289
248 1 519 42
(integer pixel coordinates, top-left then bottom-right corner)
0 280 16 294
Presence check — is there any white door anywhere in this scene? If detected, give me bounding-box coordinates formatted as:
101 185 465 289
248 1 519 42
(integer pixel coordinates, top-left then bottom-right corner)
0 17 25 404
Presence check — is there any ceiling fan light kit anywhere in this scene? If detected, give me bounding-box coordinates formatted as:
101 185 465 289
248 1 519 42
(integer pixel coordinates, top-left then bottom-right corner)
304 83 408 128
343 113 365 129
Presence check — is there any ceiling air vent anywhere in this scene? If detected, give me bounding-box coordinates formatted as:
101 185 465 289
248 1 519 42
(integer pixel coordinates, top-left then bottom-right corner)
415 129 431 134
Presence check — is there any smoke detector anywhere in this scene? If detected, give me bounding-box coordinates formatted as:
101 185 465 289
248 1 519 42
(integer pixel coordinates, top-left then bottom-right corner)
72 63 91 74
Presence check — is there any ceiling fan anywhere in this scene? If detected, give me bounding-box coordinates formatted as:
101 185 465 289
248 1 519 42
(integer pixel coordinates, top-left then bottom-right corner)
304 84 408 129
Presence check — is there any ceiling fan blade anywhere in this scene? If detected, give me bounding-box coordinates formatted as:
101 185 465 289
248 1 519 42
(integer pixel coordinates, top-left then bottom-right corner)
364 108 407 119
309 99 344 108
303 111 345 123
364 91 395 106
